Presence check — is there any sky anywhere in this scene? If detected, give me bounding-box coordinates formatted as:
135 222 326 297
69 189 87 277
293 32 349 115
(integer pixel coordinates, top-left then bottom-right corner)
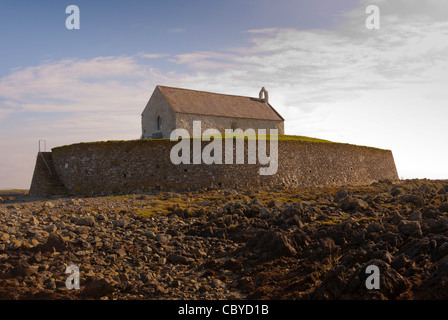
0 0 447 189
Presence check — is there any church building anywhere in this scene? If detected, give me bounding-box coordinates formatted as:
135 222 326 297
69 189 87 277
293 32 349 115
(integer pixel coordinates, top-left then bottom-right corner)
141 85 284 139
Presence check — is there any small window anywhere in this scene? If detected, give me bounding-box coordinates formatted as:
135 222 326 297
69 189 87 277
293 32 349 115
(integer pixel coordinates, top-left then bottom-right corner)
157 116 162 131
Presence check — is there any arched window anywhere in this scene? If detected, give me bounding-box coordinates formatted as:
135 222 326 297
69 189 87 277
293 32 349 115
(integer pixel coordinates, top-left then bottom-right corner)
157 116 162 131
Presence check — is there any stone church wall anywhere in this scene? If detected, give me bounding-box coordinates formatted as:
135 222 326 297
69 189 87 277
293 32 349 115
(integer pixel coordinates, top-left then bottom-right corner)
175 113 284 136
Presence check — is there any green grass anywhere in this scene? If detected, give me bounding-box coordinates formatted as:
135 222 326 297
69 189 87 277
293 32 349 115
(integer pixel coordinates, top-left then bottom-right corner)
52 133 388 151
106 194 134 200
194 133 333 143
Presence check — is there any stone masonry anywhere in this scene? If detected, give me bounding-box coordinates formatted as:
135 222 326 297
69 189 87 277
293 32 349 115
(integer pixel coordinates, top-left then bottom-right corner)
29 139 399 196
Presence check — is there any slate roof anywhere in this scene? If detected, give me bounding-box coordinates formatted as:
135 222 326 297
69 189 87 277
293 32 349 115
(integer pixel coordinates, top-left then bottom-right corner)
157 85 284 121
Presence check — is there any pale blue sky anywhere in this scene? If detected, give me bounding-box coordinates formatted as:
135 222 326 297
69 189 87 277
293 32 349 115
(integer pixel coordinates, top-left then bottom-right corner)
1 0 447 188
0 0 358 76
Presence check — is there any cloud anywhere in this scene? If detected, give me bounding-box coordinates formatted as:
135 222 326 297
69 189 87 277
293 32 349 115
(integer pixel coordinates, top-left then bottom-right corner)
0 56 157 113
138 53 170 59
0 108 12 121
358 0 448 21
171 51 242 70
245 28 280 35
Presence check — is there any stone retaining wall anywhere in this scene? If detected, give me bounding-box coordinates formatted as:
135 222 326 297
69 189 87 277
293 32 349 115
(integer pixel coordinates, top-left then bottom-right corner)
28 139 399 196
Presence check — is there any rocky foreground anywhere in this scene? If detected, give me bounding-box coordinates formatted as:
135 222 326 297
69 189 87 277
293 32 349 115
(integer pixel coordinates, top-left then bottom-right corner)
1 179 448 300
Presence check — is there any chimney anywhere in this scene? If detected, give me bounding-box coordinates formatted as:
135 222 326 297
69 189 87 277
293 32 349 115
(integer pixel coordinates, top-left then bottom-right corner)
259 87 269 104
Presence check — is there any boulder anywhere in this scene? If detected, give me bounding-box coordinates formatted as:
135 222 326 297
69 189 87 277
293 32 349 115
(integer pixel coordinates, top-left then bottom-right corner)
345 259 410 299
34 233 71 252
339 196 369 212
81 279 115 299
398 220 422 237
243 230 297 260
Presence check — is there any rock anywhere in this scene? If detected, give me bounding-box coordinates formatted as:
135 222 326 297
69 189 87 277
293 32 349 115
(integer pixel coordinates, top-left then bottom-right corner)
155 234 171 243
171 280 182 288
113 220 127 228
268 199 281 208
3 179 448 300
367 222 383 233
334 190 349 203
311 264 347 299
391 254 413 270
436 242 448 260
398 194 425 207
142 230 156 238
439 203 448 213
0 232 10 241
45 224 57 233
8 240 23 250
422 206 440 219
28 252 43 264
200 226 214 237
142 246 152 253
115 247 127 258
43 202 55 209
46 279 56 290
371 250 393 264
391 186 406 197
140 272 154 283
76 216 95 227
30 217 39 226
285 215 304 228
97 214 107 221
35 233 71 252
398 220 422 237
81 279 115 299
427 218 448 234
167 254 194 265
11 261 34 277
171 208 184 217
339 197 369 212
437 185 448 194
373 193 392 204
390 211 404 225
346 259 410 299
106 254 117 263
408 211 422 222
422 255 448 298
244 230 297 259
212 278 225 289
397 237 434 259
191 248 207 258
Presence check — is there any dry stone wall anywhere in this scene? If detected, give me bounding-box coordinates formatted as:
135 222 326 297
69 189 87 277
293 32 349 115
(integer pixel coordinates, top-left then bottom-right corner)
34 139 400 196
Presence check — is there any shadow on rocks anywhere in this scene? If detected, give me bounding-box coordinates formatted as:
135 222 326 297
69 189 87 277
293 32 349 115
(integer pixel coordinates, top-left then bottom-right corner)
241 229 297 261
311 259 410 299
30 233 72 253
